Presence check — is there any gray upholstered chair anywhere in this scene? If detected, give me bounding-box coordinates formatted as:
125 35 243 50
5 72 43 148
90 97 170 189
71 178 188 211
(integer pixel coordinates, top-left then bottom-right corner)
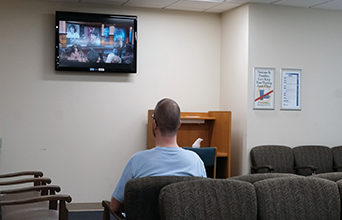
332 145 342 171
308 172 342 182
159 179 257 220
293 145 333 176
102 176 206 220
250 145 294 173
254 176 340 220
229 173 299 184
336 179 342 204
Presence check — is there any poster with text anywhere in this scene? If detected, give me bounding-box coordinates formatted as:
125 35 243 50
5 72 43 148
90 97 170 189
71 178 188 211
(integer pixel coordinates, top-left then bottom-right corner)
281 69 301 110
253 67 275 110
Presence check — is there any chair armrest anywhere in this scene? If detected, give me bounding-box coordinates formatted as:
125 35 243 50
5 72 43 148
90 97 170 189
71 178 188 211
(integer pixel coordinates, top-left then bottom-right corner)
0 194 71 220
102 200 126 220
1 185 61 195
0 177 51 186
0 194 72 206
0 171 43 178
333 166 342 171
294 165 317 175
251 165 274 173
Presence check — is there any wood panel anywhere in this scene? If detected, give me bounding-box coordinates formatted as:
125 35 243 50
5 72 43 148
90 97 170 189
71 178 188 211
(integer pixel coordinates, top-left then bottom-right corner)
146 110 231 178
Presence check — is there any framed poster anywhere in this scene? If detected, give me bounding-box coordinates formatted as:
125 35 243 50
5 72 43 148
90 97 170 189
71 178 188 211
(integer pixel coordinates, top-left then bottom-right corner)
253 67 275 110
280 68 301 110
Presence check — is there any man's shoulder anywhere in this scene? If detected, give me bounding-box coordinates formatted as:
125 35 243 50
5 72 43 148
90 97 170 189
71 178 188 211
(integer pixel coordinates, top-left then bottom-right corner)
132 148 158 157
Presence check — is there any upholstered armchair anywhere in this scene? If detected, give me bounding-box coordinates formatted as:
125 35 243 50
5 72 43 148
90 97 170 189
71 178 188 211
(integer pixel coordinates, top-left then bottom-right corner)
250 145 294 173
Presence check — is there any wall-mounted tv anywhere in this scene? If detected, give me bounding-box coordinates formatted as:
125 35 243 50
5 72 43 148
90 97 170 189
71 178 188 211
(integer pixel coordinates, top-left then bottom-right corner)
55 11 137 73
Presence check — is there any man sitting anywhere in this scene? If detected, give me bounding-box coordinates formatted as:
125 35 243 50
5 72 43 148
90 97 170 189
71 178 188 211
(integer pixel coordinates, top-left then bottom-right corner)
110 98 206 212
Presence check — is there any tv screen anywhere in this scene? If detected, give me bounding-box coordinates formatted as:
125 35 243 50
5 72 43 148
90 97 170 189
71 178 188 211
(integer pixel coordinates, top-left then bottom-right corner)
55 11 137 73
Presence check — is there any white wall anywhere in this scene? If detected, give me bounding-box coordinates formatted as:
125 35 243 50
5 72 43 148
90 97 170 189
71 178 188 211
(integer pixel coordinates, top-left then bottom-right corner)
0 0 221 203
220 3 342 176
246 4 342 174
4 0 342 203
220 5 249 176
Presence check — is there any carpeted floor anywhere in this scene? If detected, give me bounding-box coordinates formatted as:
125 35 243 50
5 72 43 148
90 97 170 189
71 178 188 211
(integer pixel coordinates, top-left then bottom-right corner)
69 211 118 220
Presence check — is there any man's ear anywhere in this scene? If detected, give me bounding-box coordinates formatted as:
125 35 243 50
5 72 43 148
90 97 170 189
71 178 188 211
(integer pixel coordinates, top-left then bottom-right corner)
153 119 158 129
178 120 182 129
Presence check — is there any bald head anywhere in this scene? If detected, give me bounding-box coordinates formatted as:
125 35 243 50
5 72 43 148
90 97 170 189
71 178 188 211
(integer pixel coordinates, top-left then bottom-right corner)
153 98 181 137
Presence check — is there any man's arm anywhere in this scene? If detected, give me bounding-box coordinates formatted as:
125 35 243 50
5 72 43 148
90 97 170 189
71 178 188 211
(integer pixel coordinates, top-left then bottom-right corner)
110 196 124 212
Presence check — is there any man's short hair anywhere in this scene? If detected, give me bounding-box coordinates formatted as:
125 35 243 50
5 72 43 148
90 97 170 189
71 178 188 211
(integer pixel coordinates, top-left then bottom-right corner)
154 98 181 137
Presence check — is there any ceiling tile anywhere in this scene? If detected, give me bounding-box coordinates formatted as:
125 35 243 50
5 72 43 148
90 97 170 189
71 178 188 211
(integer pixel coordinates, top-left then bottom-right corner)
273 0 332 8
229 0 278 3
124 0 179 9
313 0 342 11
80 0 127 4
205 2 242 13
44 0 79 2
23 0 342 13
165 0 223 11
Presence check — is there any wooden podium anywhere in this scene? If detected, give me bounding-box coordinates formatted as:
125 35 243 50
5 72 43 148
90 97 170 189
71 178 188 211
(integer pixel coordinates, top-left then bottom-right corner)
147 110 231 178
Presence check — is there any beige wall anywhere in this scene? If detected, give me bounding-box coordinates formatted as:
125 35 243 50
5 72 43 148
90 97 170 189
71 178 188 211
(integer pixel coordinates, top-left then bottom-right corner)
221 3 342 175
246 4 342 174
0 0 221 203
3 0 342 203
220 5 249 176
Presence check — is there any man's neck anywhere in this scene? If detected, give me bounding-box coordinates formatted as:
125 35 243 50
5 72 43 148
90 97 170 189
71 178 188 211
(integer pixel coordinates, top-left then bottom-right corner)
155 136 179 148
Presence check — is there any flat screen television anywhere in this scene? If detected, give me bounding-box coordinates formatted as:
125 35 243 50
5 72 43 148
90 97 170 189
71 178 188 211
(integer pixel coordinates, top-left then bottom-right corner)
55 11 137 73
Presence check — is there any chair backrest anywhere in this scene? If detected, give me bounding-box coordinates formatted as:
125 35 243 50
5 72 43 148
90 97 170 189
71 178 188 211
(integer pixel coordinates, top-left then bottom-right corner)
293 145 333 176
182 147 216 178
308 172 342 182
254 176 340 220
159 179 257 220
250 145 294 173
332 145 342 171
124 176 205 220
229 173 298 184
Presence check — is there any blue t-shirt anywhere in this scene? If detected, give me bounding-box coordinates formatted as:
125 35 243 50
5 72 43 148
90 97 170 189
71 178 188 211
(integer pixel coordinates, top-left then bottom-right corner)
112 146 207 203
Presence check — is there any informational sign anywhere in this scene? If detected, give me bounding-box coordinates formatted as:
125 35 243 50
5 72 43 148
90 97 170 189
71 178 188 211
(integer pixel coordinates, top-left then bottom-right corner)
253 67 275 110
281 69 301 110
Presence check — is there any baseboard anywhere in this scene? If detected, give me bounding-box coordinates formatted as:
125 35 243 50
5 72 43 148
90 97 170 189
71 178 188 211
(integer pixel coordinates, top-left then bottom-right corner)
67 202 103 211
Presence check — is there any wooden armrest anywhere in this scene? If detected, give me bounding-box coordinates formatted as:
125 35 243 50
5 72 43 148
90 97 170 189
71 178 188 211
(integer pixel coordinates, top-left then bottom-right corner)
0 194 72 206
0 171 43 179
294 165 317 174
251 165 274 173
1 185 61 195
0 194 72 220
102 200 126 220
0 177 51 186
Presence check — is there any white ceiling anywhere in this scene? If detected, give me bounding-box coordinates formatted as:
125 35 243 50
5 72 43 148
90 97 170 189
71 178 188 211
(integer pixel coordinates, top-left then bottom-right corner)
44 0 342 13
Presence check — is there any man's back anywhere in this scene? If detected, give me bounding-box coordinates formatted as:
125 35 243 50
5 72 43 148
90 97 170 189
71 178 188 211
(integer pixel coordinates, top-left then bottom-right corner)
131 147 206 178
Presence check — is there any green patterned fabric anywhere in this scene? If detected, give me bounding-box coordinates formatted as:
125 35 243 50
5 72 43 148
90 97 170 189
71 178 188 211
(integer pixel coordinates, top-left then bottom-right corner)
230 173 299 184
293 145 333 176
250 145 294 173
159 179 257 220
124 176 205 220
254 177 340 220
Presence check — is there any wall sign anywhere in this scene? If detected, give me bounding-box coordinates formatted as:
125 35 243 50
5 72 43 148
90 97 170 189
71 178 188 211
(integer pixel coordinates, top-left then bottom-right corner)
253 67 275 110
281 68 301 110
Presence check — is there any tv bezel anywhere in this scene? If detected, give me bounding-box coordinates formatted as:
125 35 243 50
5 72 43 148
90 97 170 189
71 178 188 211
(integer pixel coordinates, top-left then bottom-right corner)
55 11 137 73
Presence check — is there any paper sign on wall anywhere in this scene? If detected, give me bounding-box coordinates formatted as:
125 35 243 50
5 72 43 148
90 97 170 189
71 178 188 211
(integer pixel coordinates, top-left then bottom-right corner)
253 67 275 110
281 68 301 110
